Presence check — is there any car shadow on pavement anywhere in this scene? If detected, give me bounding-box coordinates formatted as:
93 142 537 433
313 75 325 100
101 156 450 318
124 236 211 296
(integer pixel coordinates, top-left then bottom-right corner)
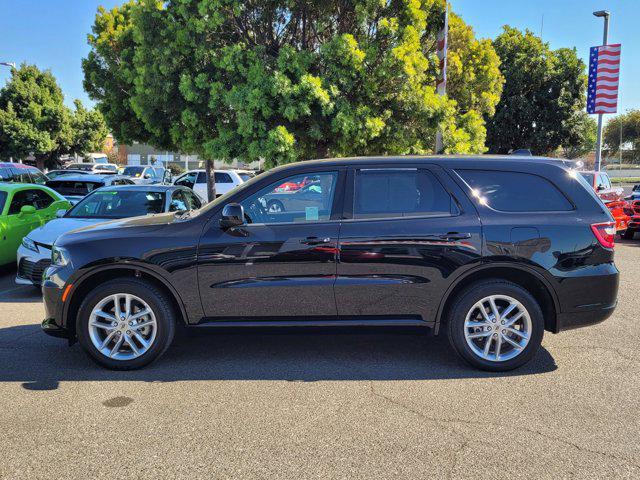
0 324 557 390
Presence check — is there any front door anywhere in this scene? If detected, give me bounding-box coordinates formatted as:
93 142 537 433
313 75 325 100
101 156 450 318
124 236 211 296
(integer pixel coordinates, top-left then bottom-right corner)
197 170 343 321
335 165 482 324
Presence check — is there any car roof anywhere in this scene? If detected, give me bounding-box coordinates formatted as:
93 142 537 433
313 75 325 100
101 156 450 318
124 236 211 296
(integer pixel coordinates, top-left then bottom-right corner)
0 162 37 169
93 184 181 193
263 155 580 172
0 182 54 192
47 174 121 182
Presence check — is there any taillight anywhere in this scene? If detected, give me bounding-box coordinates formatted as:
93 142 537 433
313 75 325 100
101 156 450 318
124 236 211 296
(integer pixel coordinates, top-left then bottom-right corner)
591 222 616 249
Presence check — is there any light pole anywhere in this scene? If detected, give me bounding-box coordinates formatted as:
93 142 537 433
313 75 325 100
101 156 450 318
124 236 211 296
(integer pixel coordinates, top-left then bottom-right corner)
593 10 610 172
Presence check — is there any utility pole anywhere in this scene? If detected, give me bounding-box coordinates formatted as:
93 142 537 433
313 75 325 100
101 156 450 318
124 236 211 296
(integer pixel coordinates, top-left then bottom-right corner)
593 10 610 172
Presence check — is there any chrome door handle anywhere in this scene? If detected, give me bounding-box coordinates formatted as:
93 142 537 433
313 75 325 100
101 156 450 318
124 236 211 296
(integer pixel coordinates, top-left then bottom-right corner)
301 237 331 245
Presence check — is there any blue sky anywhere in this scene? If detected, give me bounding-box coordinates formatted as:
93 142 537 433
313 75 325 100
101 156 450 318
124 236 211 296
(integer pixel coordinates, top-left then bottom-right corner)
0 0 637 115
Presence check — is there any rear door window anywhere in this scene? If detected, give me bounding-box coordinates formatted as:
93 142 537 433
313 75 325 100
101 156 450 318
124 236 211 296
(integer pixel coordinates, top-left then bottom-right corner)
353 169 455 219
457 170 572 212
215 172 233 183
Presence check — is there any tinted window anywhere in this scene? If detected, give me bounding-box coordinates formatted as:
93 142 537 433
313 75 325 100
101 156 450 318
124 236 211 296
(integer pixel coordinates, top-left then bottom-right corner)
354 169 454 219
196 172 206 184
176 172 198 188
457 170 572 212
29 169 48 185
169 191 188 212
0 191 7 212
8 189 52 214
183 190 202 209
0 167 16 182
46 181 103 197
240 172 338 224
12 167 31 183
123 166 145 177
579 172 594 187
215 172 232 183
238 173 254 182
67 190 166 218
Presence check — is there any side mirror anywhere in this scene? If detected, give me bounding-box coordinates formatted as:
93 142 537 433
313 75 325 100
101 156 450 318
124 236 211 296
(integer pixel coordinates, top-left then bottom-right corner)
20 205 36 216
56 209 67 218
220 203 245 229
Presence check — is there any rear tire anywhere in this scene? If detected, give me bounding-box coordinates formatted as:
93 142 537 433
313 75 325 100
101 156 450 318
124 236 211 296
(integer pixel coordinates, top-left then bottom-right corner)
446 279 544 372
76 278 176 370
622 229 634 240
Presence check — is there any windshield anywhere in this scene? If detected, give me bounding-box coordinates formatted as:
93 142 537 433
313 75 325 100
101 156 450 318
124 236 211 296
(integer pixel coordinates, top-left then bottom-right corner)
238 173 254 182
579 172 594 187
123 166 145 177
47 180 104 196
67 190 166 219
66 164 96 172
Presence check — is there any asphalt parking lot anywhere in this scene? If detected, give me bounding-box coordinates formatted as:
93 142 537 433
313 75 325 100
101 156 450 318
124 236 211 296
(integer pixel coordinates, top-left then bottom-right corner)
1 244 639 479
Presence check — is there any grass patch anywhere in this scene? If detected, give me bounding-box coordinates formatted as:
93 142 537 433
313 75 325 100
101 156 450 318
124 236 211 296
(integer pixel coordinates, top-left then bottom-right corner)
611 177 640 184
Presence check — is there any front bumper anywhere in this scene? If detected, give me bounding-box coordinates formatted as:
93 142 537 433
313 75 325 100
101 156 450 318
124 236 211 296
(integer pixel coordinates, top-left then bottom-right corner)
41 317 69 338
41 264 74 342
16 244 51 286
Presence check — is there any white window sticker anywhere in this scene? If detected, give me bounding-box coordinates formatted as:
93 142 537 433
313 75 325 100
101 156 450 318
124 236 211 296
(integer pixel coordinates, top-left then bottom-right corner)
305 206 319 221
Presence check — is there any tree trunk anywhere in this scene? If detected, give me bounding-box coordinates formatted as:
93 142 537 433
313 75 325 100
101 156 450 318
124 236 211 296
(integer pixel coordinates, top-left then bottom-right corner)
205 159 216 202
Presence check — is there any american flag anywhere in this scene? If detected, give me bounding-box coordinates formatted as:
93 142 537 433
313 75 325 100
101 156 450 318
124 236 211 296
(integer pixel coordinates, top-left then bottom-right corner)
587 44 621 114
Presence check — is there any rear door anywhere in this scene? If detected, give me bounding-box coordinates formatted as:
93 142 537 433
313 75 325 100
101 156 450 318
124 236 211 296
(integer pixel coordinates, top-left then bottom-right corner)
335 165 482 324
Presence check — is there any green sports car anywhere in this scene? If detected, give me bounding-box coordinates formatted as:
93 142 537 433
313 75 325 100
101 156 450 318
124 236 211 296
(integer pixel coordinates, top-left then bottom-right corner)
0 183 71 266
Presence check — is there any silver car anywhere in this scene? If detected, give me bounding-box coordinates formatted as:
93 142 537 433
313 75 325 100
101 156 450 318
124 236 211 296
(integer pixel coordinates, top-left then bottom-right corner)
16 185 201 286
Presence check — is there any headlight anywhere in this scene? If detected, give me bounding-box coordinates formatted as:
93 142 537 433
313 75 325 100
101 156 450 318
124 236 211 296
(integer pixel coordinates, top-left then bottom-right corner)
21 237 38 253
51 246 70 267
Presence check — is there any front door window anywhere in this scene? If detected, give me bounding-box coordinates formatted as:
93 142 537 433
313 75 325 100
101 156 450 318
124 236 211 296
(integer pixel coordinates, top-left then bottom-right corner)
239 172 338 224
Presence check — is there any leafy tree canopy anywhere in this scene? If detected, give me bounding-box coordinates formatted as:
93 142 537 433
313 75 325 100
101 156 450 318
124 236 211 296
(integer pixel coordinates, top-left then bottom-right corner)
604 110 640 153
0 64 108 168
561 111 597 159
83 0 503 168
486 26 587 155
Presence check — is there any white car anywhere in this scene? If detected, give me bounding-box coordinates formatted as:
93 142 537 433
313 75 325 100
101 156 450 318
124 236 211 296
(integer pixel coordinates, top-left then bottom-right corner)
173 169 247 201
16 184 202 287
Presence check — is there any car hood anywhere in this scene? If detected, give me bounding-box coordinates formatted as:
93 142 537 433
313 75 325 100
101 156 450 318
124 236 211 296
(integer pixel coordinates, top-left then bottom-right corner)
56 212 186 246
26 218 107 247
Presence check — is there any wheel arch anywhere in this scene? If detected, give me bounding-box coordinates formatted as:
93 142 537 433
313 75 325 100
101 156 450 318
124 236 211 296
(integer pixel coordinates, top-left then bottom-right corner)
435 263 560 335
63 264 190 342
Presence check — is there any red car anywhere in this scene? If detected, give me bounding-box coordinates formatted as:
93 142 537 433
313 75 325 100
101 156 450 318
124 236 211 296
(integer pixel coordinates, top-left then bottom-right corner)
579 170 632 234
275 175 319 192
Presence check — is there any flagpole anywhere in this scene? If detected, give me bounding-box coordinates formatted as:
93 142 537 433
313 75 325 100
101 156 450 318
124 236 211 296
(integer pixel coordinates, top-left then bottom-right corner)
593 10 610 172
435 2 449 154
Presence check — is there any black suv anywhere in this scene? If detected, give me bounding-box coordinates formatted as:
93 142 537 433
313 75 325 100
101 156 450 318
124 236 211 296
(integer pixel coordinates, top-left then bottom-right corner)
41 156 619 371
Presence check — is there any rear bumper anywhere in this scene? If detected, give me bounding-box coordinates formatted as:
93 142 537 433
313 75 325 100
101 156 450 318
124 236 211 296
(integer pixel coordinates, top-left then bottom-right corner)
556 301 617 332
552 264 619 333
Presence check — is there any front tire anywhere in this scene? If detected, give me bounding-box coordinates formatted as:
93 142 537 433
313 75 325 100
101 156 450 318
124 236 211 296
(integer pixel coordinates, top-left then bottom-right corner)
446 280 544 372
76 278 176 370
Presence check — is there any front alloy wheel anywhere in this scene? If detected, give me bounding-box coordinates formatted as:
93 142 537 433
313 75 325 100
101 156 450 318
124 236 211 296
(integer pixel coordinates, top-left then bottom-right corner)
77 278 176 370
88 294 157 360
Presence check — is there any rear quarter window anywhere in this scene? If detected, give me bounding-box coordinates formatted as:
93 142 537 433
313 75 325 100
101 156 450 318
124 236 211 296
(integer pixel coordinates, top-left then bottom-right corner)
457 170 573 212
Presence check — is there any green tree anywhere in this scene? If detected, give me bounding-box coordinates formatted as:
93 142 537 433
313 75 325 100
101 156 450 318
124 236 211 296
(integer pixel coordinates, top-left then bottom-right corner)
562 111 597 159
486 26 587 155
604 110 640 154
0 64 108 169
83 0 504 200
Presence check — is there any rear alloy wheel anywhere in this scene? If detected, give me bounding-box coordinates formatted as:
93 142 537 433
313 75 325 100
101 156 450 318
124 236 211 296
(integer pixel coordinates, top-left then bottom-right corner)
77 278 175 370
447 280 544 371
